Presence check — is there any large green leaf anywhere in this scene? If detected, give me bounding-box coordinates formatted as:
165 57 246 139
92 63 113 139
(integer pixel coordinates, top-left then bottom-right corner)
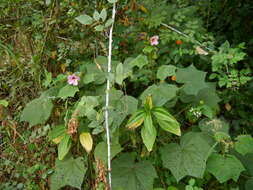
94 142 123 165
141 113 156 152
160 132 213 182
152 107 181 136
235 135 253 155
20 97 53 126
207 153 245 183
112 153 157 190
176 64 208 95
179 83 220 111
140 84 178 106
157 65 176 80
50 156 87 190
58 134 72 160
58 85 79 99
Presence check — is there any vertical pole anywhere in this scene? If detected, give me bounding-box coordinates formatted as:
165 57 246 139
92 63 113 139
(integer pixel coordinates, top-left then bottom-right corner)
105 2 117 190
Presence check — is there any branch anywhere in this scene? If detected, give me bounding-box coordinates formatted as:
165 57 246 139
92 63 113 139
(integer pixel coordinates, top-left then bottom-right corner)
161 23 214 52
105 2 117 190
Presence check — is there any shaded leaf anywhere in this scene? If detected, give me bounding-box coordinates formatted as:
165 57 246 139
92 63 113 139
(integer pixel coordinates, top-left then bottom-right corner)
94 142 123 165
50 156 86 190
176 65 208 95
235 135 253 155
112 153 157 190
58 85 79 99
207 153 245 183
20 97 53 126
160 132 213 181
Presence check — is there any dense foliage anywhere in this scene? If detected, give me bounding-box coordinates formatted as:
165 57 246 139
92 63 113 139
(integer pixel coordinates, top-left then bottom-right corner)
1 0 253 190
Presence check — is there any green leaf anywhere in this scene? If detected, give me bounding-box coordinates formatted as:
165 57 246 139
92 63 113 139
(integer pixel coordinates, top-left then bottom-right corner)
126 109 145 130
93 10 100 21
160 132 213 182
152 107 181 136
108 0 118 3
58 85 79 99
141 113 156 152
95 25 104 31
0 99 8 107
129 54 148 69
114 62 132 85
20 97 53 126
121 95 138 115
94 142 123 165
112 153 157 190
115 62 124 85
58 134 72 160
43 69 52 87
180 83 220 111
141 84 178 106
176 64 208 95
50 156 87 190
83 62 106 84
105 18 113 28
48 125 66 141
157 65 176 80
74 96 99 118
100 8 107 22
207 153 245 183
235 135 253 155
75 14 93 25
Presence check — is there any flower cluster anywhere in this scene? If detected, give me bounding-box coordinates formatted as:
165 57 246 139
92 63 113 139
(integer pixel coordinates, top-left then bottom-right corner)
189 107 202 118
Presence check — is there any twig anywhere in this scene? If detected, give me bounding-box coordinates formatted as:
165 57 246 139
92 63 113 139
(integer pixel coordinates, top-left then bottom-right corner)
105 2 117 190
161 23 214 52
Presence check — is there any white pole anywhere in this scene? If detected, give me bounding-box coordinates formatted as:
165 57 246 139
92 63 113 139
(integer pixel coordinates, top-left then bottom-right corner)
105 2 116 190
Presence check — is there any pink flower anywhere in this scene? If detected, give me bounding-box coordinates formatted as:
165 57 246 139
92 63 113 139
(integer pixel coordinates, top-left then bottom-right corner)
150 35 159 46
67 74 80 86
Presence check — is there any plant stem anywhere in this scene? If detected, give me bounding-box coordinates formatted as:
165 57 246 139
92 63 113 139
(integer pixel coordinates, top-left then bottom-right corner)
105 2 117 190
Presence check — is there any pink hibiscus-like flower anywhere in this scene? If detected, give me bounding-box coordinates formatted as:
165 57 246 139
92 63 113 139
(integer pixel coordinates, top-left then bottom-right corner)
150 35 159 46
67 74 80 86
